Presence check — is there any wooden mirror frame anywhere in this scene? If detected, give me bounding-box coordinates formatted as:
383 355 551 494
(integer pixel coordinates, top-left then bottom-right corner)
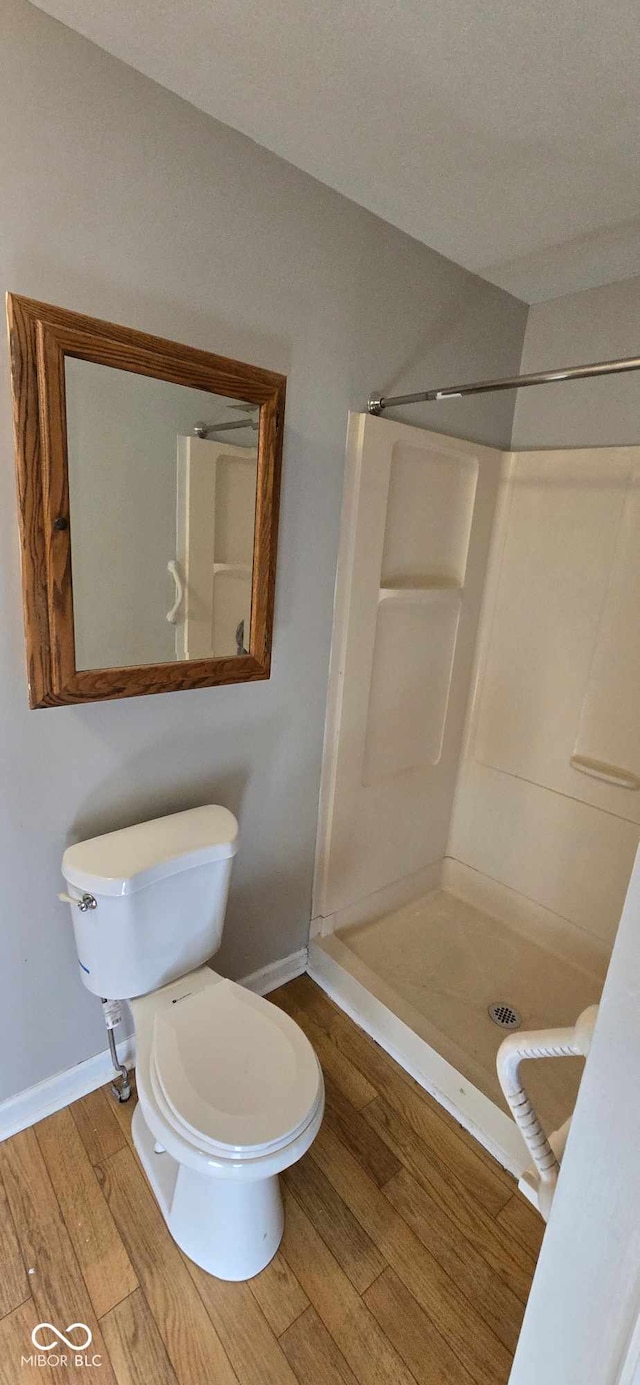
6 294 286 707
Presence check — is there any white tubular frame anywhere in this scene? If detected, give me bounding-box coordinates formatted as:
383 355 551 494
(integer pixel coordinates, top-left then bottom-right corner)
497 1005 599 1215
166 560 184 624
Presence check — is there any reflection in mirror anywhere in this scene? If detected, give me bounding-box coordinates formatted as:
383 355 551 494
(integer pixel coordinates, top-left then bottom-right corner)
65 359 258 670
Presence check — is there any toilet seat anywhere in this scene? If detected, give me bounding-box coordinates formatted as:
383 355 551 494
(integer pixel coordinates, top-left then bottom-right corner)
150 978 323 1160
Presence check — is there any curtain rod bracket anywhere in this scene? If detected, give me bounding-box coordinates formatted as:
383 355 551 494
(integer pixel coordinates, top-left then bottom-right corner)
367 395 383 415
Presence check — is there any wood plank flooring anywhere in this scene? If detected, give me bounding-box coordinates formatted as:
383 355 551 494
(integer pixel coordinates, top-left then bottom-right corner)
0 975 542 1383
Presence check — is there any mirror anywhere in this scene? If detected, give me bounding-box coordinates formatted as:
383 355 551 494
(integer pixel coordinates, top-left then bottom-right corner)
65 360 259 668
6 295 285 706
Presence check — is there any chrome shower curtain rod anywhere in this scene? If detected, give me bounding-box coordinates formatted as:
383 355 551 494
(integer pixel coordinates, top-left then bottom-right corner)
193 418 258 436
367 352 640 415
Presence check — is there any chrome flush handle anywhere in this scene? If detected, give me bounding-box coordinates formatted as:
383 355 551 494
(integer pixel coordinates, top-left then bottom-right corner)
58 891 97 912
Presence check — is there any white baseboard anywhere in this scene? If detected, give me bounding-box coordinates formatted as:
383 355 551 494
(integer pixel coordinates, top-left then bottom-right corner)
308 938 528 1177
238 947 308 996
0 948 309 1144
0 1033 136 1145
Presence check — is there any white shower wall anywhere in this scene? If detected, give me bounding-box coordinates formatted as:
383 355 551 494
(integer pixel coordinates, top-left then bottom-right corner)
448 446 640 961
313 413 504 924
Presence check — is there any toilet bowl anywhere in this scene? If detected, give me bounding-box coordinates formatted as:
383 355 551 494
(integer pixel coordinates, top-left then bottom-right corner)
131 968 324 1279
60 805 325 1280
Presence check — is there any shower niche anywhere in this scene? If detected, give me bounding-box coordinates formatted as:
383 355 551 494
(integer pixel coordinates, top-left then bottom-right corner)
379 439 478 590
364 439 478 785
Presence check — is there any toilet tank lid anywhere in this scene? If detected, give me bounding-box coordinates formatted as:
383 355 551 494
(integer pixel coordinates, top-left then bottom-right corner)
61 806 239 896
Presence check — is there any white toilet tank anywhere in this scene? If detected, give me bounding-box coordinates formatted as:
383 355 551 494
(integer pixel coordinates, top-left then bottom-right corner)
61 806 239 999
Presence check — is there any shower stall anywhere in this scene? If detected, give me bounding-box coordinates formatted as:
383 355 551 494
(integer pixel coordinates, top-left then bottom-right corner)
309 408 640 1180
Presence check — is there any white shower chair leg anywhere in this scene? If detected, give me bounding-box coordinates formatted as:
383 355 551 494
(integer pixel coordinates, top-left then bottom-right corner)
497 1005 599 1221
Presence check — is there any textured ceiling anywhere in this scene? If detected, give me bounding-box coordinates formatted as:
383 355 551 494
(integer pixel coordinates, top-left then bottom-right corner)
32 0 640 302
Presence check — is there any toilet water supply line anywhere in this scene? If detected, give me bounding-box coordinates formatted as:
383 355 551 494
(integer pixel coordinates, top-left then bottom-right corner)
102 998 131 1103
496 1004 599 1215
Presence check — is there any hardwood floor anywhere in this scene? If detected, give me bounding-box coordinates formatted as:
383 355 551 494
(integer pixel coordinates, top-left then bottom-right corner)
0 976 544 1384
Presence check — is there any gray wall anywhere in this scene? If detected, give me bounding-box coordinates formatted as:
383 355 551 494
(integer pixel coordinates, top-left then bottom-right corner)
512 275 640 448
0 0 527 1102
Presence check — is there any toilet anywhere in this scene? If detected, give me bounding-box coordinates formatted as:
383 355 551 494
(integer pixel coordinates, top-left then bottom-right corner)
60 805 324 1281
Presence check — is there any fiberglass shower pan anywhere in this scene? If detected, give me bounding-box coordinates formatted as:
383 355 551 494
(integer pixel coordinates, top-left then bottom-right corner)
309 414 639 1176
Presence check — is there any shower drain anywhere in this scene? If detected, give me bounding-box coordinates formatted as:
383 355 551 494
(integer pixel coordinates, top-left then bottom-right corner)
488 1002 522 1030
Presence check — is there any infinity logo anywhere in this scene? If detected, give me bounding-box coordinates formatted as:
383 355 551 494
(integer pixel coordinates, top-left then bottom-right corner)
31 1322 93 1351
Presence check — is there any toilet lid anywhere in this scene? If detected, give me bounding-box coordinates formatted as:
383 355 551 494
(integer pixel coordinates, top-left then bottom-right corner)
151 979 322 1156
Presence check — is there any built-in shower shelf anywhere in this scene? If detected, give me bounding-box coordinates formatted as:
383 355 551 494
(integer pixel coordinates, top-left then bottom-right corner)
378 584 462 605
